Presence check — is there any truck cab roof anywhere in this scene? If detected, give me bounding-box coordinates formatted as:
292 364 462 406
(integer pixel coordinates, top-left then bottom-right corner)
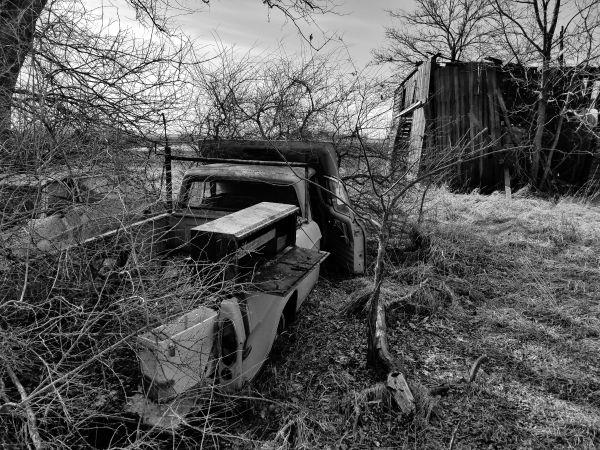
183 164 316 185
193 140 339 178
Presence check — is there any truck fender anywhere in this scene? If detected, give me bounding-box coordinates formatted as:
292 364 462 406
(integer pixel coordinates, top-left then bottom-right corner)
217 298 246 390
296 220 321 251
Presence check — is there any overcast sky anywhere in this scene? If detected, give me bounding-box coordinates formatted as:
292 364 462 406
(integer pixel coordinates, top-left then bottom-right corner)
108 0 411 70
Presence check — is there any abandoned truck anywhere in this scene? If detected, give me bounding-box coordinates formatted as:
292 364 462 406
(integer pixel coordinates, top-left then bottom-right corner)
121 140 366 426
0 170 154 256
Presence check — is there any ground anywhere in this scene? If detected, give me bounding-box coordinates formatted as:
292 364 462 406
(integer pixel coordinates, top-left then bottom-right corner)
4 187 599 449
194 190 600 449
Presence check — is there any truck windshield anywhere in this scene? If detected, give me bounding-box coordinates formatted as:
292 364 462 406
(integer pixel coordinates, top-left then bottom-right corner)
184 179 300 212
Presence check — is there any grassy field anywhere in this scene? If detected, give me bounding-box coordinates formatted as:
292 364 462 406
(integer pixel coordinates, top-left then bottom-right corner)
216 190 600 449
4 181 598 449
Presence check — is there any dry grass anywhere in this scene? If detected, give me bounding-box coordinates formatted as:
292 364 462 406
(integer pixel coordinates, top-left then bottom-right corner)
219 188 600 449
3 164 599 449
0 152 241 449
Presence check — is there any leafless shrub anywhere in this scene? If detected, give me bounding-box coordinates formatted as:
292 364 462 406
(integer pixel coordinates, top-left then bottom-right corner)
0 143 250 447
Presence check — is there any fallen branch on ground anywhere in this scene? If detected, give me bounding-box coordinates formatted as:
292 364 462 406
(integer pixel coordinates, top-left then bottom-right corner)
429 354 489 397
344 373 415 432
448 420 461 450
368 287 415 415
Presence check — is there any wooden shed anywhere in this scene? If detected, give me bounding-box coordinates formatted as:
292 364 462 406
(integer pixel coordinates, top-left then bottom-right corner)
390 58 600 192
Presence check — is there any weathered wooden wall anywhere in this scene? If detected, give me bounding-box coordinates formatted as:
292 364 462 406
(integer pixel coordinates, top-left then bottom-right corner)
429 62 505 190
391 60 600 192
391 60 507 190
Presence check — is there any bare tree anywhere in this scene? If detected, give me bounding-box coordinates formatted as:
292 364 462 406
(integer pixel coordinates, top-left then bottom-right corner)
493 0 600 187
13 1 192 145
0 0 333 143
189 47 372 144
0 0 47 139
373 0 497 68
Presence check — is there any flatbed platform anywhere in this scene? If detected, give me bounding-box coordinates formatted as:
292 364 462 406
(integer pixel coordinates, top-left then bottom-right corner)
250 246 328 295
192 202 298 240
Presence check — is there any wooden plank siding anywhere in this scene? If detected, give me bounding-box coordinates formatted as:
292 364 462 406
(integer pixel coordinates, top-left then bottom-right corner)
391 60 600 192
406 59 432 178
390 60 506 191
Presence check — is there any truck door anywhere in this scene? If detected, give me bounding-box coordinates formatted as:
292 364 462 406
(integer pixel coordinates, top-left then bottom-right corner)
313 176 366 274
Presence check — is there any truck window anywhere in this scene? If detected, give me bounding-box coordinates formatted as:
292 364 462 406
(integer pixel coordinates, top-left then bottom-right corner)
184 180 300 212
322 176 351 214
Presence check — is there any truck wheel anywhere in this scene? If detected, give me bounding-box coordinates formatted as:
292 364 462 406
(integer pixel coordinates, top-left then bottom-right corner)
276 313 286 337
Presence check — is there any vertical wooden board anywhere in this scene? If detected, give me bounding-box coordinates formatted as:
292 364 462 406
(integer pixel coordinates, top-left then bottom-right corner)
440 67 448 152
400 85 406 110
485 66 500 188
441 65 449 152
458 65 464 181
418 59 432 172
419 59 432 103
461 66 469 145
466 66 475 185
451 65 457 148
465 65 475 184
479 67 487 187
424 62 436 165
443 67 450 153
446 67 452 150
487 66 499 145
389 80 410 162
480 66 488 185
442 66 449 148
467 64 476 185
433 68 443 157
490 66 503 186
484 70 490 187
446 66 453 147
435 68 442 153
457 65 466 184
453 65 461 183
469 64 480 185
407 59 432 176
453 65 461 152
389 87 401 152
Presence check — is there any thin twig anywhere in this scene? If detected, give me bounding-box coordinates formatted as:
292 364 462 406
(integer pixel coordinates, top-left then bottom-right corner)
448 420 461 450
468 355 489 383
6 366 43 450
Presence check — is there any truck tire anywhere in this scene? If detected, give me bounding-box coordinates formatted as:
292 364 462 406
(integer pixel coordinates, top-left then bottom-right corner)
276 313 286 337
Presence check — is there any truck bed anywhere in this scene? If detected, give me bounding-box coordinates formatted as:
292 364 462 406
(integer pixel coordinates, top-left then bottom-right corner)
249 246 328 295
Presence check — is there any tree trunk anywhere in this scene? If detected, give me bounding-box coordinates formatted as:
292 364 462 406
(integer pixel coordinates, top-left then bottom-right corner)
367 212 396 373
0 0 48 140
366 219 416 415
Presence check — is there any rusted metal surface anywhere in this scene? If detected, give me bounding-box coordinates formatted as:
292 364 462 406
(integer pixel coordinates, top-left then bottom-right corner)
251 246 328 295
